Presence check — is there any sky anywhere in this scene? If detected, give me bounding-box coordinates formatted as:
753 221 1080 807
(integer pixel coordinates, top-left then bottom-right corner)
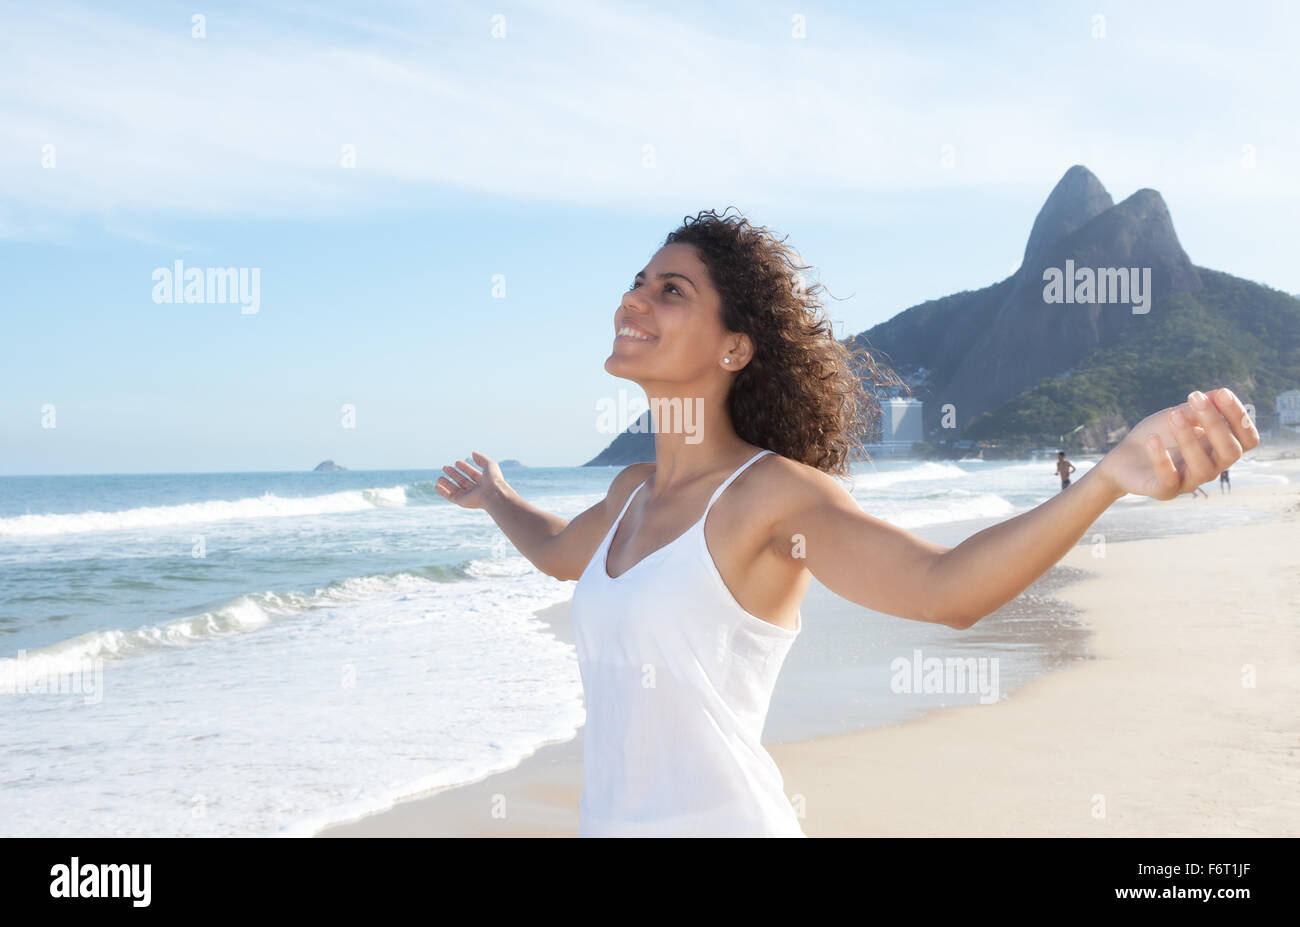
2 0 1297 474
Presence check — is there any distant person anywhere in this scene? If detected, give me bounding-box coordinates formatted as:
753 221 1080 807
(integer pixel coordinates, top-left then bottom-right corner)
1055 451 1076 491
1190 485 1209 498
1219 467 1231 494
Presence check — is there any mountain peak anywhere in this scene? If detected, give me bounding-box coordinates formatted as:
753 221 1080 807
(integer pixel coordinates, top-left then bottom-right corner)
1112 187 1169 217
1052 183 1200 295
1022 165 1114 269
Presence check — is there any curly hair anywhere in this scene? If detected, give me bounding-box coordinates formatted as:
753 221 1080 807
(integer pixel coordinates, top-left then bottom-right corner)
662 207 908 476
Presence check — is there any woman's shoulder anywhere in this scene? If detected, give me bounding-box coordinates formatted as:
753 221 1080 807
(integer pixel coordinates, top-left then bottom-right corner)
723 451 860 551
614 461 656 486
744 449 856 512
603 461 655 510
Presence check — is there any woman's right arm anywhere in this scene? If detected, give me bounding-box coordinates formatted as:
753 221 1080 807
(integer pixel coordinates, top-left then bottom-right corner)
435 451 652 581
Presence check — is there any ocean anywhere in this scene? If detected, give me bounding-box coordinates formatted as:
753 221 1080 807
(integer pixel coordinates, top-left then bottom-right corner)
0 456 1286 837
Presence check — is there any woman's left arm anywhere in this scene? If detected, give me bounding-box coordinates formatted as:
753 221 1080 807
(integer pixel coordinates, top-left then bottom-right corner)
924 387 1259 629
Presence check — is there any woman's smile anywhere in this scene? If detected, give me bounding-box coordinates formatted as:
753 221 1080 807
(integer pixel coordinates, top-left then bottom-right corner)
615 319 659 342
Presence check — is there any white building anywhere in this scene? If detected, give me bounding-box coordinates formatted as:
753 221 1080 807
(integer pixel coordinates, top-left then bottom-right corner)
1277 389 1300 432
868 397 924 455
1268 390 1300 434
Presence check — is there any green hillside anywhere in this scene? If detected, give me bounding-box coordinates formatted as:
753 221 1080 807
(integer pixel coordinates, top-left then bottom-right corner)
962 268 1300 449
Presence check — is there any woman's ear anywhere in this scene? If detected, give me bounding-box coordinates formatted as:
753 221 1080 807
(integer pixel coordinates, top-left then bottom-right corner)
723 333 754 371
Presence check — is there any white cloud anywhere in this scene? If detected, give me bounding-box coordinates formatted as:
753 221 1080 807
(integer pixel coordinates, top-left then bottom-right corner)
0 0 1295 227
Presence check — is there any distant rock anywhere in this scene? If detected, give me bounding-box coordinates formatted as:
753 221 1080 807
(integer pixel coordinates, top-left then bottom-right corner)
584 411 656 466
499 459 524 467
313 460 347 471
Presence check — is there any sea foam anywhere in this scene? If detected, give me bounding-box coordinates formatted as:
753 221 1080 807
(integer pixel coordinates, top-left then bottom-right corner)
0 486 411 538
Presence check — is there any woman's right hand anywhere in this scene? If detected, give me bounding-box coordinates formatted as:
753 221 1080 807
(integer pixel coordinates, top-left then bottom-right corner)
435 451 504 509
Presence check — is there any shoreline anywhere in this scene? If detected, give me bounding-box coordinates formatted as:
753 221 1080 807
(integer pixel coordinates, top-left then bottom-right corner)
318 454 1300 837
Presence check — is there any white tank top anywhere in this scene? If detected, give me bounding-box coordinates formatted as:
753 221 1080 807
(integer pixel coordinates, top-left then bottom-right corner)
570 448 806 837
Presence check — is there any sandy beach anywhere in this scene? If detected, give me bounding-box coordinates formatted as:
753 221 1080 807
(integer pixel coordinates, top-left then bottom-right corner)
319 449 1300 838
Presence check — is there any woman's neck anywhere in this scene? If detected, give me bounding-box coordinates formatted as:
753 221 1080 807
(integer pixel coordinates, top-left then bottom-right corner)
643 390 753 496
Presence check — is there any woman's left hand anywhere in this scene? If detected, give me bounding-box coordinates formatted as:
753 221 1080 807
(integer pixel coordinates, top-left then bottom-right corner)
1091 388 1259 500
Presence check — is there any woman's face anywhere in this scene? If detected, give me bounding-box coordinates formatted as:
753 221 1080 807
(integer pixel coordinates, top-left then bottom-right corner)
605 242 742 384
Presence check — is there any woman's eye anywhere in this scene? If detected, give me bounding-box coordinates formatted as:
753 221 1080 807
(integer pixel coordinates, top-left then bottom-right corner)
626 280 680 295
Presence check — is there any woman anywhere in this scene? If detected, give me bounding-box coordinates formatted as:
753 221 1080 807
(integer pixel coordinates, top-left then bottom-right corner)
434 208 1258 837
